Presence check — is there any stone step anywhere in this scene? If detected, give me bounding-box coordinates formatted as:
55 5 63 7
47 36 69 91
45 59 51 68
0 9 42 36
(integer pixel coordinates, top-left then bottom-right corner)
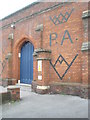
16 83 31 92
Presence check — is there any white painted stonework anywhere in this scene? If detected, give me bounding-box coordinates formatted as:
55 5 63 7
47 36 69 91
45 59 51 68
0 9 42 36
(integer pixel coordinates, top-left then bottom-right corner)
38 60 42 71
37 86 50 90
38 75 42 80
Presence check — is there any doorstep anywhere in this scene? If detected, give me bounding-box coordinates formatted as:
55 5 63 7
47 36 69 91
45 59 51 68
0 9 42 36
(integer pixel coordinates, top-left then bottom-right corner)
16 83 31 87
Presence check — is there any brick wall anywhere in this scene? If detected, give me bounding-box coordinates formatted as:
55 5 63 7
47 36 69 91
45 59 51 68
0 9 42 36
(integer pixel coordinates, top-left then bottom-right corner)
0 1 89 96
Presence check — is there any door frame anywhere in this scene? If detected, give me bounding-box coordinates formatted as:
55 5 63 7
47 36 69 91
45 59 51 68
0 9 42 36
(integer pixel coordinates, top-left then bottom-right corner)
13 35 35 83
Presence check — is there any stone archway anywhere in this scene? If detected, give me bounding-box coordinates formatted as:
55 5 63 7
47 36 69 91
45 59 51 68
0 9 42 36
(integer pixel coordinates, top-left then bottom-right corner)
13 35 35 83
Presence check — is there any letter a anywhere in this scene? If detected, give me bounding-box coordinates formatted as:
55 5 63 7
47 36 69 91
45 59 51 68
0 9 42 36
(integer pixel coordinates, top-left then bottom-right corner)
61 30 73 45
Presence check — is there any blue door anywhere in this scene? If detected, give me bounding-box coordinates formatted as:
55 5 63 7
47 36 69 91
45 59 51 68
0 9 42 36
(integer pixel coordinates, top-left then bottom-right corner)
20 42 34 84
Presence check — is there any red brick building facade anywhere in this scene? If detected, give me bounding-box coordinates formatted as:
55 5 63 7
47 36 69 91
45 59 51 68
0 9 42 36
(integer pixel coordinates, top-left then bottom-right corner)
0 1 90 98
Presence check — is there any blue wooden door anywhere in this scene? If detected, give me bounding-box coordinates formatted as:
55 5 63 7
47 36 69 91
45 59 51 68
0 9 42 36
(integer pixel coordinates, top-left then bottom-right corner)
20 42 34 84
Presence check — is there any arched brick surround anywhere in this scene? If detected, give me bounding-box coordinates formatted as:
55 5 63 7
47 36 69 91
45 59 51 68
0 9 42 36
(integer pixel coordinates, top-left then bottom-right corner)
13 35 35 82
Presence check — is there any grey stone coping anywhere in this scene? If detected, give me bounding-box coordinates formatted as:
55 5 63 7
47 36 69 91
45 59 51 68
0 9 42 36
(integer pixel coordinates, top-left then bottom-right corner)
34 48 51 53
33 52 38 56
7 85 20 89
0 86 7 93
81 42 90 51
36 58 51 60
35 24 43 32
8 33 14 40
1 3 71 30
82 10 90 19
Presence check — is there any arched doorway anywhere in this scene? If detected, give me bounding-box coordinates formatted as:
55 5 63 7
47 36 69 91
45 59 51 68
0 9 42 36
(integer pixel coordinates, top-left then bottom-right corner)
20 41 34 84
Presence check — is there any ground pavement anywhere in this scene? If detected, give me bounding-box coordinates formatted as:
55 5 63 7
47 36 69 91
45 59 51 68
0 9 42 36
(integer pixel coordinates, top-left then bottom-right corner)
0 85 88 118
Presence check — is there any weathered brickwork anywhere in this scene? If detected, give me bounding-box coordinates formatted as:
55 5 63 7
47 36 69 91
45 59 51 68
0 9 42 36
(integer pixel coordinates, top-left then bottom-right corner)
7 86 20 101
0 1 89 98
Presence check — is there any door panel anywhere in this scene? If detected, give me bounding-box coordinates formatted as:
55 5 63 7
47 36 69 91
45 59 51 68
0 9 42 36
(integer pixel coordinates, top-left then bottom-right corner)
20 42 34 84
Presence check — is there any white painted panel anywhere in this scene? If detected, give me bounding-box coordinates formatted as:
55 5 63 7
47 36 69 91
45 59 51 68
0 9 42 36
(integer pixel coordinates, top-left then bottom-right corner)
38 75 42 80
38 60 42 71
18 53 21 58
